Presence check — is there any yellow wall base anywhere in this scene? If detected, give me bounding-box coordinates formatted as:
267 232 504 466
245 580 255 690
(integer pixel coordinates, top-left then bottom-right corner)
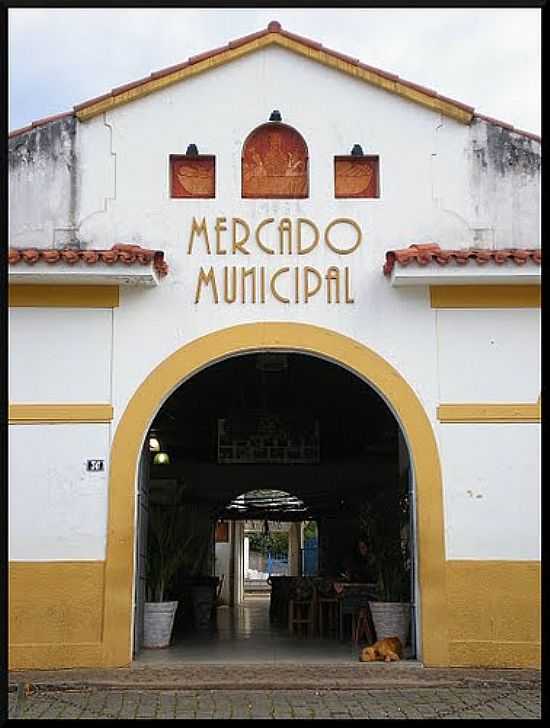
9 562 105 671
446 561 540 668
448 641 540 669
9 559 541 670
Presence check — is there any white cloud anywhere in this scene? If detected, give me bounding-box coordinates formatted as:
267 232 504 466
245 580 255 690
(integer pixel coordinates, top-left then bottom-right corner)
9 8 540 134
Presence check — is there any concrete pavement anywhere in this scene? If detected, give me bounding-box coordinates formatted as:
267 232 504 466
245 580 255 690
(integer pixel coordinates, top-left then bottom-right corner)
7 663 541 720
7 683 541 720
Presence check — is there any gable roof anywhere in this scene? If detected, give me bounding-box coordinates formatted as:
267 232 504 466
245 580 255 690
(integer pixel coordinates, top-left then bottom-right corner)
9 21 541 141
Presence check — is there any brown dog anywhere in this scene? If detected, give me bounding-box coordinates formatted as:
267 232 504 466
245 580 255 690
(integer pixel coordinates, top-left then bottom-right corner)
359 636 403 662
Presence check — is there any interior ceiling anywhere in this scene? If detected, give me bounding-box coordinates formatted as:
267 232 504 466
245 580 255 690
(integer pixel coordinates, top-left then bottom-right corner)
149 353 404 520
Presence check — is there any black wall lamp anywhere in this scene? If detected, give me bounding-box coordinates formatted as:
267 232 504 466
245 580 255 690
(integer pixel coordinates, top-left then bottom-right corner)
351 144 364 156
269 110 282 122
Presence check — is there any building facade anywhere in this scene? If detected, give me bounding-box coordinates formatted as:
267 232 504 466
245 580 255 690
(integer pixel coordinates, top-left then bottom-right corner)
8 22 540 671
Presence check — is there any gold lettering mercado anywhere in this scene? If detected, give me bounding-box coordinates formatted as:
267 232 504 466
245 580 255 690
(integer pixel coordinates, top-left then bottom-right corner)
188 216 361 304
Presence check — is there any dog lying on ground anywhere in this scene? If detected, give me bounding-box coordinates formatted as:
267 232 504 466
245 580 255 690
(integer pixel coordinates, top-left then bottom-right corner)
359 636 403 662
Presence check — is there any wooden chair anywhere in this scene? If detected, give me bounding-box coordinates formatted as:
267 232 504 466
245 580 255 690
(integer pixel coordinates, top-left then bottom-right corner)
353 606 376 646
314 578 340 638
338 584 376 646
288 577 316 638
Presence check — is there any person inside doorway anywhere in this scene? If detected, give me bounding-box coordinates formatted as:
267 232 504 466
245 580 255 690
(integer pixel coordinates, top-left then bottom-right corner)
341 538 377 587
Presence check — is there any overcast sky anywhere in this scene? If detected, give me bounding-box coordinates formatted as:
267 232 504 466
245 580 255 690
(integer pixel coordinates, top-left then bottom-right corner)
9 7 541 135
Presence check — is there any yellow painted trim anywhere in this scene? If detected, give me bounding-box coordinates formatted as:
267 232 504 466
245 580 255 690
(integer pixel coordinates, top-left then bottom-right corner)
437 403 541 423
430 285 541 309
104 323 449 667
9 285 119 308
9 404 114 423
9 561 106 670
76 33 473 125
446 560 540 668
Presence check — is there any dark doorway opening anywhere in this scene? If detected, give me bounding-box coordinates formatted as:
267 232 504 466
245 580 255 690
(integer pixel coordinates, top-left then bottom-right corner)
134 352 417 663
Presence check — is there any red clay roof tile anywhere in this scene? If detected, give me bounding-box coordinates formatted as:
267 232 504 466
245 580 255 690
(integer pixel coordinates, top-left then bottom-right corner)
30 111 74 128
8 244 169 277
357 61 400 81
320 47 360 66
73 92 113 112
280 29 324 50
149 61 190 79
188 45 230 65
473 113 541 142
111 77 153 96
383 244 542 275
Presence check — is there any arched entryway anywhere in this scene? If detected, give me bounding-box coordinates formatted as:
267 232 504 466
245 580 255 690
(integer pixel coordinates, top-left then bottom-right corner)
102 323 448 667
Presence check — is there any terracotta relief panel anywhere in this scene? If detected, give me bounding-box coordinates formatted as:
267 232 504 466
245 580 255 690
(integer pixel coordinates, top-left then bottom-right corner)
242 123 308 198
334 156 379 198
170 155 215 198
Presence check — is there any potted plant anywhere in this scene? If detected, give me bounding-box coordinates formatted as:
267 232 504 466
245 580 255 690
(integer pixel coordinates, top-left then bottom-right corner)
360 488 412 649
368 550 411 649
144 484 193 648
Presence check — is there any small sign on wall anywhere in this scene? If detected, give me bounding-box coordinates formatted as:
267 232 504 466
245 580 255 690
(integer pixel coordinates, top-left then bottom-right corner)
87 459 105 472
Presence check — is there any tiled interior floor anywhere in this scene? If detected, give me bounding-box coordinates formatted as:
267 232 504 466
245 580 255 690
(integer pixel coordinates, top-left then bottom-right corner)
135 595 415 665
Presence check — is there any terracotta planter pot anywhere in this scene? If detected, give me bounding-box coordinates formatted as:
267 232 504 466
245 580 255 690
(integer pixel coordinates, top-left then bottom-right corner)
143 601 179 648
368 601 410 648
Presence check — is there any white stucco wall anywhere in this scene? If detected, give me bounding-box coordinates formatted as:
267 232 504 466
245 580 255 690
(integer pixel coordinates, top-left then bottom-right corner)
8 308 113 403
9 117 77 248
8 42 541 565
439 422 541 560
436 309 541 403
8 423 110 560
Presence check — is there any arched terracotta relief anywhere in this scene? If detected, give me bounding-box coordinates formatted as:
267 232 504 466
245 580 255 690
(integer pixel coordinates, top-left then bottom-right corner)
242 123 309 198
334 155 379 198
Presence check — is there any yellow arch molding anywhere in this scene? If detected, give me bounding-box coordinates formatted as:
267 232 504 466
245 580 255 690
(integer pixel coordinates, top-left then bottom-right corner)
103 323 448 666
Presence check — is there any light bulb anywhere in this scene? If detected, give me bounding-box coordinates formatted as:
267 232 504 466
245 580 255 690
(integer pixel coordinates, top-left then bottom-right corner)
153 452 170 465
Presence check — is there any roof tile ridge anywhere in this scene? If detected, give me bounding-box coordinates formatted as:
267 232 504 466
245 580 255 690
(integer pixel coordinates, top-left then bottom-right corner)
73 92 113 112
8 243 165 255
9 111 74 139
278 28 323 51
431 93 475 113
383 244 542 275
356 61 400 81
149 60 191 79
7 245 166 278
474 113 541 142
111 75 156 97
